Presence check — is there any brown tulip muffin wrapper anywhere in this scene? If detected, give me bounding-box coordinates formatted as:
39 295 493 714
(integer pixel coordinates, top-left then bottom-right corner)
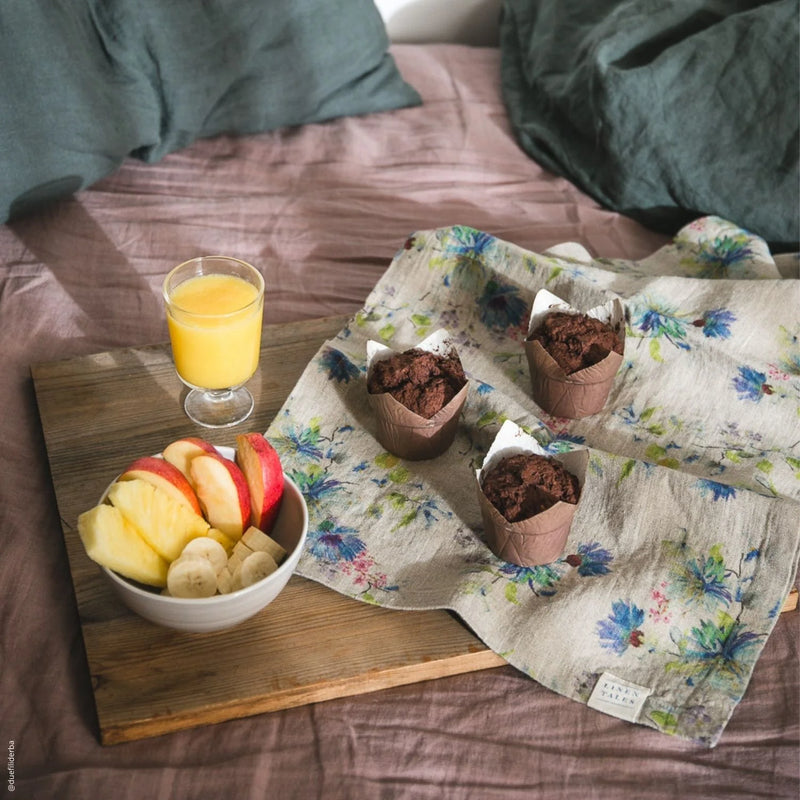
476 422 588 567
525 342 623 419
524 290 626 419
368 383 468 461
366 329 468 461
476 486 578 567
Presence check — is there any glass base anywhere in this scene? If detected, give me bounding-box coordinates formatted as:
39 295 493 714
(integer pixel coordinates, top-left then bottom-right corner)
183 386 254 428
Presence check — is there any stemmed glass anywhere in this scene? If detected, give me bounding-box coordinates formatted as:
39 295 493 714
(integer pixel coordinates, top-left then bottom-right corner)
163 256 264 428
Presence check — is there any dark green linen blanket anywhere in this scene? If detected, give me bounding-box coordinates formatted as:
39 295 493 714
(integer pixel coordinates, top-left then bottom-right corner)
0 0 420 223
500 0 799 251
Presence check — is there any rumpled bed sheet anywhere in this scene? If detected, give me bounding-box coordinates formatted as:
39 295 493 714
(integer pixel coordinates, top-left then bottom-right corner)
1 43 797 800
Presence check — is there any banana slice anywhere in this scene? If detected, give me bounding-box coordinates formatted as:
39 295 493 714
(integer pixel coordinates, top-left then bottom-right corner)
167 555 218 598
216 566 236 595
180 536 228 574
231 539 254 562
238 551 278 588
242 525 287 564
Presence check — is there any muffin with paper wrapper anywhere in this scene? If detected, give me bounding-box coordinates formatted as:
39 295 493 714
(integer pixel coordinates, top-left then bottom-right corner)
475 420 587 567
524 289 625 419
366 329 468 461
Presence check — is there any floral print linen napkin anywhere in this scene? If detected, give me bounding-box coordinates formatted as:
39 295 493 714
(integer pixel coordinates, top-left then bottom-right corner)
265 216 800 746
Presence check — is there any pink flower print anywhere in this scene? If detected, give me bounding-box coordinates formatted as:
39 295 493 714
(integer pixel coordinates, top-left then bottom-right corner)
649 584 672 624
767 364 791 382
340 551 391 593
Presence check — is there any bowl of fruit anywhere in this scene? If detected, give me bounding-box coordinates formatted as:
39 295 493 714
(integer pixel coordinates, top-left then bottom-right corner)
77 432 308 633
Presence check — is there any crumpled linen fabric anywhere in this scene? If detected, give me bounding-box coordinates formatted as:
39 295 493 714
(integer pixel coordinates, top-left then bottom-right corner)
499 0 800 250
267 216 800 745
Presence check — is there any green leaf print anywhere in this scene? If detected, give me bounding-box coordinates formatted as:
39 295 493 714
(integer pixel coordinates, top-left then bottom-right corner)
617 459 636 484
505 582 519 604
410 313 431 338
546 266 563 283
645 444 679 469
395 508 419 529
387 466 411 483
388 492 407 509
411 313 431 327
646 444 667 460
355 309 382 327
476 410 507 428
649 710 679 735
375 452 400 469
649 339 664 362
378 323 396 341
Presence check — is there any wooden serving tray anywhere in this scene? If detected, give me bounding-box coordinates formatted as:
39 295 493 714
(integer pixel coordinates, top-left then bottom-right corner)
32 315 506 745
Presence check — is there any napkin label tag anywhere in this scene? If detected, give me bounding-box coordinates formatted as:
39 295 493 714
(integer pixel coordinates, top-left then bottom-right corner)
587 672 651 723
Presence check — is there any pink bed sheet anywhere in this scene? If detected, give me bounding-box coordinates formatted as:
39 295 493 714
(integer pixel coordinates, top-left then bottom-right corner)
1 43 797 799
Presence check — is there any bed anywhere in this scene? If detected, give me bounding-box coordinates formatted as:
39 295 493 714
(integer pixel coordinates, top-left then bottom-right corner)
2 1 798 797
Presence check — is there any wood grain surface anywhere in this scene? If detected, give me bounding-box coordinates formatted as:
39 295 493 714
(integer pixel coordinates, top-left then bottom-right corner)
32 315 505 745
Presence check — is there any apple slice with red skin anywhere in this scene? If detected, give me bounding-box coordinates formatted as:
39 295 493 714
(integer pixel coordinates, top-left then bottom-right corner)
162 437 218 485
235 432 284 533
189 452 251 540
119 456 203 516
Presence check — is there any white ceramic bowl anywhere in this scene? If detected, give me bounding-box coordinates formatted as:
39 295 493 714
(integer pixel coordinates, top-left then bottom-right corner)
101 451 308 633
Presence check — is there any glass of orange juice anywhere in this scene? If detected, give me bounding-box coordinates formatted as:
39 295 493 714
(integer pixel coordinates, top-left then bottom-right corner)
163 256 264 428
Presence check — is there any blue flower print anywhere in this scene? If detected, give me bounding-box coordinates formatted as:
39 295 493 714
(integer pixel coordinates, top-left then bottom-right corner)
695 235 755 277
477 279 527 331
444 226 495 260
544 433 586 453
318 347 360 383
669 613 764 694
565 542 613 576
732 366 774 402
498 562 562 597
692 308 735 338
276 422 325 461
695 479 737 501
288 465 343 504
668 547 732 612
308 518 366 563
631 299 690 350
597 600 645 655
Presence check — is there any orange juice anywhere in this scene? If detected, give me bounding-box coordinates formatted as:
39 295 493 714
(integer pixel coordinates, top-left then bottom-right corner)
167 273 263 389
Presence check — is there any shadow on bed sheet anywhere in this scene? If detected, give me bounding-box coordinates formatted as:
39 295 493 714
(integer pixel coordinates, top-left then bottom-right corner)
9 201 165 348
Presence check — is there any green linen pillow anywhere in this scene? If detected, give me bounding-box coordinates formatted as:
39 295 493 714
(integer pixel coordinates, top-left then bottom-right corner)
500 0 799 251
0 0 421 222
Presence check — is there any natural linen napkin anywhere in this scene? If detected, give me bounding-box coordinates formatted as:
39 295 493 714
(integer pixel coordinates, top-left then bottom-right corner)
265 217 800 746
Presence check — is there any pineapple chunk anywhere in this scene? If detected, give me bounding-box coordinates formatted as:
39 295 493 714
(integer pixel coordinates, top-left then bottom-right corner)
78 503 169 587
107 478 210 562
206 527 236 555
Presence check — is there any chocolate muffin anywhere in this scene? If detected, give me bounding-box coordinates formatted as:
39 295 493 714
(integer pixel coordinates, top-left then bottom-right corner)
480 453 580 523
528 311 623 374
367 348 466 419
